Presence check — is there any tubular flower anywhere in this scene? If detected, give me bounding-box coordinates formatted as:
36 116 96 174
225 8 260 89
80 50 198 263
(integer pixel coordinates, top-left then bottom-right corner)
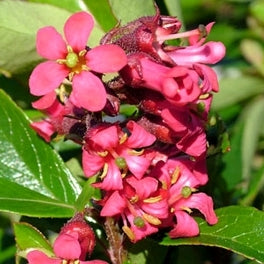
29 11 127 112
120 55 201 106
82 121 156 190
156 159 217 238
100 175 168 242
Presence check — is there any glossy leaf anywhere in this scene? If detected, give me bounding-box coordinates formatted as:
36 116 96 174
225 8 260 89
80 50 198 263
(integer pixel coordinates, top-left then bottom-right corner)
161 206 264 263
14 222 53 253
0 90 81 217
0 0 71 74
108 0 155 25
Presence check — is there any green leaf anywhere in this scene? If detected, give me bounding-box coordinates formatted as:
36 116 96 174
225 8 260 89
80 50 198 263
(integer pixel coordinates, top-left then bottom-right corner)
127 238 168 264
0 0 72 74
28 0 83 12
241 97 264 181
83 0 118 31
0 89 81 217
14 222 52 253
161 206 264 263
163 0 183 21
212 77 264 110
240 162 264 206
250 0 264 24
240 39 264 76
108 0 155 25
220 120 244 192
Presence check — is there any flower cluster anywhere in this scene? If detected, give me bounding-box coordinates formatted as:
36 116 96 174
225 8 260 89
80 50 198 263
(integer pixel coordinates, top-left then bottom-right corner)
28 5 225 259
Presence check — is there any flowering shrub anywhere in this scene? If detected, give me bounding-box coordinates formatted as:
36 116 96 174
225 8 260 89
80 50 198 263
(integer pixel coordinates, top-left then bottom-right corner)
21 6 225 262
2 1 264 264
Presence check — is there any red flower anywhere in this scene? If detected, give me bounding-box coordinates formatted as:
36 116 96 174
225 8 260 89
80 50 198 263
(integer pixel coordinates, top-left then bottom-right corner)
158 159 217 238
29 11 127 112
100 175 168 242
82 121 156 190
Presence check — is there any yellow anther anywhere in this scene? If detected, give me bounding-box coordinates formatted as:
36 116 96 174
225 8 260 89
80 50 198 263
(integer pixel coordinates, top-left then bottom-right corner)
122 225 135 241
56 58 67 64
130 195 139 203
128 149 144 156
161 180 168 190
97 151 109 157
119 133 128 144
181 206 192 214
199 93 210 100
171 166 181 184
67 45 73 53
100 163 109 179
79 49 87 57
68 71 75 82
143 213 161 225
143 195 162 203
121 167 128 178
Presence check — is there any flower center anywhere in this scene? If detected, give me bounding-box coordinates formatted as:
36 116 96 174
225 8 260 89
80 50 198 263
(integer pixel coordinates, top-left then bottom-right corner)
65 52 79 68
181 186 192 198
57 46 89 77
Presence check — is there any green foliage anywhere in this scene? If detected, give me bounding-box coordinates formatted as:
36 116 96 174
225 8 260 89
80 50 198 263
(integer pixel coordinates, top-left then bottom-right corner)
161 206 264 263
0 90 81 217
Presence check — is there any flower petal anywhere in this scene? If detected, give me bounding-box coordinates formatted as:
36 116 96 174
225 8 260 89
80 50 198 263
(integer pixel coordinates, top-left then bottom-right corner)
71 71 107 112
54 233 82 259
126 211 158 242
30 120 55 142
125 154 151 179
36 26 67 59
169 211 199 238
82 149 104 177
64 12 94 51
180 193 218 225
167 41 226 66
86 44 127 73
89 125 119 150
94 160 123 190
126 176 158 199
100 191 126 216
32 91 57 110
126 121 156 148
27 250 60 264
29 61 69 96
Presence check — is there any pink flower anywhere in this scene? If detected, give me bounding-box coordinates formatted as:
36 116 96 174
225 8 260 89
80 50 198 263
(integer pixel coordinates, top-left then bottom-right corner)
30 93 88 142
157 159 217 238
27 233 107 264
100 175 168 242
29 11 127 112
82 121 156 190
120 55 202 106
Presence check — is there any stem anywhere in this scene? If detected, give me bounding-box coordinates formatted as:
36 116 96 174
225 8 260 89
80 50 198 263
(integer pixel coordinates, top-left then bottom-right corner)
104 217 128 264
